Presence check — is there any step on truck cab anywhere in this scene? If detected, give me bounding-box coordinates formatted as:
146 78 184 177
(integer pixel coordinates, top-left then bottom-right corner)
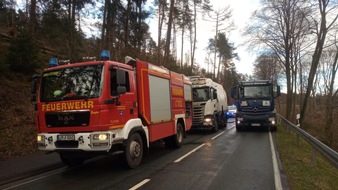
31 51 193 168
189 76 228 131
230 80 280 131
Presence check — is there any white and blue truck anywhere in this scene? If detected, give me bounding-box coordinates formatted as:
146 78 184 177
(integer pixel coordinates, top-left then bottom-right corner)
230 80 280 131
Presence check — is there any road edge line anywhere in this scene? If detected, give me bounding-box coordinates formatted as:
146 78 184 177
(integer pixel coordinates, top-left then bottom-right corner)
269 132 283 190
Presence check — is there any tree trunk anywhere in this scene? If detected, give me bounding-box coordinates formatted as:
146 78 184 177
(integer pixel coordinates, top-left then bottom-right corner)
29 0 36 36
180 27 184 68
324 49 338 146
190 1 197 73
164 0 175 66
158 2 165 64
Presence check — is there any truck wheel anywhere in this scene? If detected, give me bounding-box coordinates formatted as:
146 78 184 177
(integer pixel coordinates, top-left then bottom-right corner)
270 126 277 132
125 133 143 169
59 151 86 167
165 122 184 148
236 125 242 132
212 114 219 132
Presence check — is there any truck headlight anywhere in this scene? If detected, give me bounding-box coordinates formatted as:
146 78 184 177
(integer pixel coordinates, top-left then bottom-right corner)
37 135 45 147
37 135 45 142
204 118 212 122
93 133 109 141
203 116 213 125
269 117 275 125
91 133 110 147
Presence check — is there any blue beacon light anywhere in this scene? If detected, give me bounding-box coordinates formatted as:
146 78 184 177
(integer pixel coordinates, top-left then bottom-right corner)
100 50 110 60
48 58 58 68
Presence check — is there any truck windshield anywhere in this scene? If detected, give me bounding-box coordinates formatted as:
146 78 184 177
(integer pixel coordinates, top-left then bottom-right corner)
40 64 104 102
242 85 271 98
193 87 210 101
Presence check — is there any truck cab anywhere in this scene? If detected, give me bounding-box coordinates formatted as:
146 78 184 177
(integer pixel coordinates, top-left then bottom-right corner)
190 76 228 131
231 80 280 131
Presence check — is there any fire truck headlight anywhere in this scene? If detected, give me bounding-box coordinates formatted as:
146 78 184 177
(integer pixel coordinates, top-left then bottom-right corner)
93 133 109 141
37 135 45 142
37 135 46 147
91 133 110 147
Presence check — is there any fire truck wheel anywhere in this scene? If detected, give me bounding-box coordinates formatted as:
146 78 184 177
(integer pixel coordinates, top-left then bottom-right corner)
59 151 86 167
125 132 143 169
174 122 184 147
165 122 184 148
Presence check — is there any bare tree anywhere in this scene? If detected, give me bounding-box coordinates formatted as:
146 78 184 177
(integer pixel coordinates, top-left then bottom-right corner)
318 43 338 146
299 0 338 126
189 0 212 73
163 0 175 65
205 6 233 78
245 0 312 120
253 53 281 83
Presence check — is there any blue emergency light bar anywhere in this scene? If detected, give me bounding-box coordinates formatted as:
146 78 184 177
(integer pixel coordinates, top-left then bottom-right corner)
48 58 58 67
100 50 110 60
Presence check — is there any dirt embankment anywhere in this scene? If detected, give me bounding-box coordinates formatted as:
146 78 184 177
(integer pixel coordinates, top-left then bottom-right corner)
0 73 38 160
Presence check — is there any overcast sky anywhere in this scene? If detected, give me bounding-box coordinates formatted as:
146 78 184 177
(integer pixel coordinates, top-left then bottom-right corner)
16 0 260 75
148 0 260 75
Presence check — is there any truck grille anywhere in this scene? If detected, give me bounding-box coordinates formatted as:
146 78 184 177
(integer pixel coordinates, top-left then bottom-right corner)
241 107 270 112
45 111 90 127
192 103 204 125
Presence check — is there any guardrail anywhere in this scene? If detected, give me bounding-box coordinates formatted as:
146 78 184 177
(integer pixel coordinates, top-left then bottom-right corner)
277 113 338 169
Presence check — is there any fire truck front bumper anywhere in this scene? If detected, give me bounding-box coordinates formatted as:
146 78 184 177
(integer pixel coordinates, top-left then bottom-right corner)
36 131 124 151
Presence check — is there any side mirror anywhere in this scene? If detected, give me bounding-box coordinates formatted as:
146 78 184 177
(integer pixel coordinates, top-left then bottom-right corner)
117 86 126 95
274 85 281 98
231 87 238 99
30 75 40 103
213 91 217 99
116 69 126 86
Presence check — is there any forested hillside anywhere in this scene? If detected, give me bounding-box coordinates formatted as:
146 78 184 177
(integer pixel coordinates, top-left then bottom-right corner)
0 0 337 160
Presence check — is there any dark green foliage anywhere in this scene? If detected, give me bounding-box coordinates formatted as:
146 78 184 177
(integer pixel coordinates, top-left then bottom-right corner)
6 30 40 74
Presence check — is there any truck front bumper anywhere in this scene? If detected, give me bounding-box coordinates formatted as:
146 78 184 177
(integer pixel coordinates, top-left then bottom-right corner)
36 131 124 151
191 115 214 129
236 113 276 129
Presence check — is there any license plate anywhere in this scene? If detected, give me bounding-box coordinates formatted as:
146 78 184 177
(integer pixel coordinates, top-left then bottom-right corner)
251 123 261 126
57 134 75 141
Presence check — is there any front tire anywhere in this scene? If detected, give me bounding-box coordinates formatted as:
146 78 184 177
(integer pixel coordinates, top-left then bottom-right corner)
125 133 143 169
212 114 219 132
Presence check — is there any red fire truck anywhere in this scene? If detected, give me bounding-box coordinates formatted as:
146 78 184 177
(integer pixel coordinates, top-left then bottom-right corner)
31 51 193 168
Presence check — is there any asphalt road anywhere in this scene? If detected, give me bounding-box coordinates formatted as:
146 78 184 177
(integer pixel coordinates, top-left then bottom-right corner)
3 118 281 190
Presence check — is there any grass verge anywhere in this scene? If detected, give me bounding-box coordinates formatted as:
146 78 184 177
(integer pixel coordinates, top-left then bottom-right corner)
275 125 338 190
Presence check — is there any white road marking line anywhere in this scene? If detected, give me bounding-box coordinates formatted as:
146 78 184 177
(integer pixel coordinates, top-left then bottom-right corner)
3 167 67 190
212 131 225 140
174 143 206 163
129 179 151 190
269 132 283 190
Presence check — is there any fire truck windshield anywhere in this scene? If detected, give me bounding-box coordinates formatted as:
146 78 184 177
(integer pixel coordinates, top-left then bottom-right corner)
40 64 104 102
193 87 211 102
241 85 271 98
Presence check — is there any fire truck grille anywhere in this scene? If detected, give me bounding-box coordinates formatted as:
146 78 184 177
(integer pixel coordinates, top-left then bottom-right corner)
192 104 204 125
45 111 90 127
